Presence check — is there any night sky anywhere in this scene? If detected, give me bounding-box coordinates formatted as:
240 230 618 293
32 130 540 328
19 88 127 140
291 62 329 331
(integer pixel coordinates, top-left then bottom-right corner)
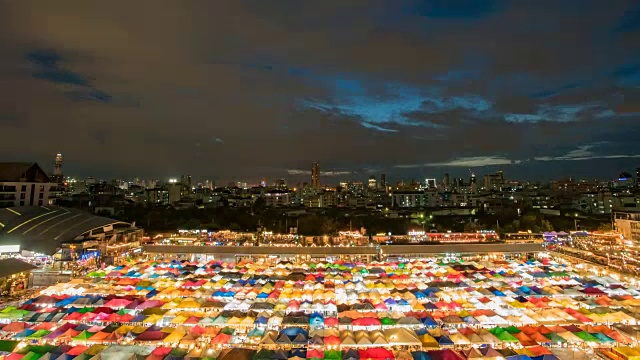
1 1 640 183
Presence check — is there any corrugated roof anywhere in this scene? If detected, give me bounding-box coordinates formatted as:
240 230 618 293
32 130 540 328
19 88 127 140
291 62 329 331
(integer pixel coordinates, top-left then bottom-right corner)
0 206 131 255
0 258 38 278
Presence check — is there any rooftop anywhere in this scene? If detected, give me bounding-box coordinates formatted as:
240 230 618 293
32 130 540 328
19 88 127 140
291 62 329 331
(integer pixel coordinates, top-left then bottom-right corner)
0 258 38 278
0 162 50 183
0 206 131 255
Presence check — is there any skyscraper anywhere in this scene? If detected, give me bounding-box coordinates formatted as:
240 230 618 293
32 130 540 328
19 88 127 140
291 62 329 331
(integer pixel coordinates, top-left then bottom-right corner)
53 153 63 184
181 174 192 188
311 162 320 189
380 173 386 192
368 175 377 190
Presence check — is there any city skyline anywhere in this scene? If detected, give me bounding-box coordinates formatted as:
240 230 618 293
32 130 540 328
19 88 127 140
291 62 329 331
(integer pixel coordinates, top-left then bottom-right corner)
1 2 640 180
52 156 640 188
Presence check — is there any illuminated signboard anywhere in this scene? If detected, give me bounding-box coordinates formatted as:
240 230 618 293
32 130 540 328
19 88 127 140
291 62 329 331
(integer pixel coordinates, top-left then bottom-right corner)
80 251 101 261
0 245 20 253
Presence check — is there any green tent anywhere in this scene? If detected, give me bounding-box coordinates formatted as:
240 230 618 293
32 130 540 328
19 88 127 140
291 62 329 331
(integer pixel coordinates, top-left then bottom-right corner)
72 330 95 341
116 308 131 316
27 330 51 339
247 328 264 338
489 327 505 336
325 350 342 360
0 340 19 353
0 310 27 320
496 331 519 342
504 325 521 334
381 317 396 326
169 348 188 357
574 331 601 343
545 332 567 344
252 349 274 360
16 345 58 355
77 307 93 314
21 352 43 360
221 327 235 335
0 306 17 313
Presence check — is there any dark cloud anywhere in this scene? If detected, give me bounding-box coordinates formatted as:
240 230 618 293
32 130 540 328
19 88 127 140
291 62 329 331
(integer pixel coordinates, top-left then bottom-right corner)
0 1 639 182
23 48 122 104
492 96 537 114
25 49 90 86
411 0 506 19
615 2 640 32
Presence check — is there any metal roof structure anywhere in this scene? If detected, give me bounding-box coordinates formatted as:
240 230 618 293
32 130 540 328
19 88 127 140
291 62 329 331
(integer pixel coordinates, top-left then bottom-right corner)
0 206 131 255
0 258 38 278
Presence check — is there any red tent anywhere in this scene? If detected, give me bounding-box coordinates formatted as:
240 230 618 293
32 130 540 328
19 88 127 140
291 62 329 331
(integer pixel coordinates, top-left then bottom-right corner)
1 322 28 332
67 345 89 356
359 348 395 360
306 349 324 359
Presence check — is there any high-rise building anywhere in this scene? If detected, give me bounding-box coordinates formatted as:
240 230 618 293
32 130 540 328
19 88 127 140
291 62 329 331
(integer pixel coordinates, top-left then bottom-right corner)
443 173 450 189
368 176 377 190
52 153 63 184
470 172 478 194
311 162 320 189
425 178 437 189
636 168 640 188
181 174 192 188
275 178 287 189
380 174 386 191
484 171 505 190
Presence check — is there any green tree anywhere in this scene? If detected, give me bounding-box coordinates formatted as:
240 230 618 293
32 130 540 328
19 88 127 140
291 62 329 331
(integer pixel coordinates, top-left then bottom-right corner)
541 219 554 232
321 217 338 235
252 197 267 213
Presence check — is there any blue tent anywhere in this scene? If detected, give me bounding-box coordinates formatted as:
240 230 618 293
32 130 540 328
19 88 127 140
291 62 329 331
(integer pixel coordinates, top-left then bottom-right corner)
254 316 269 325
412 351 432 360
436 335 454 346
422 317 438 327
14 329 36 338
280 327 307 338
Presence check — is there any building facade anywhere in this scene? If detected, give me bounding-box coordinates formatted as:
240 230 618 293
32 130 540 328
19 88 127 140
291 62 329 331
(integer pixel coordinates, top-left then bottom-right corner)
615 209 640 246
0 163 53 208
311 162 320 189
